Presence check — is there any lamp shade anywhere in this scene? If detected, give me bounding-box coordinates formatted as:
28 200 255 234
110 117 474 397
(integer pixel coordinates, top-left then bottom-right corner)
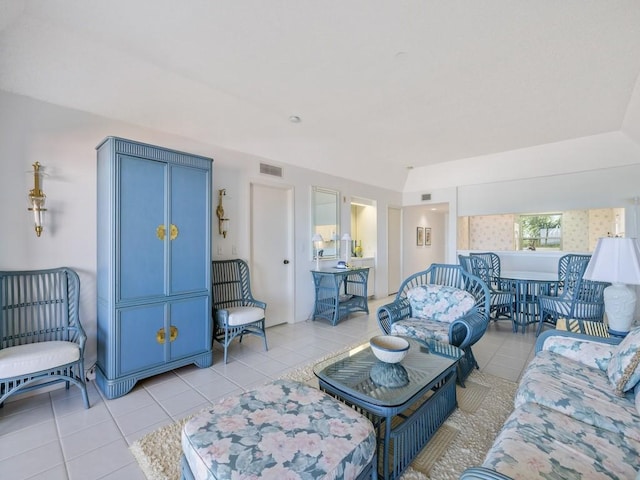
583 237 640 285
341 233 351 241
312 234 324 243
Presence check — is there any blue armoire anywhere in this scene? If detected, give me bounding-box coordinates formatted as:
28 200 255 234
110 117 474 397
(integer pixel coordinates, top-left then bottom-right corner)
96 137 213 399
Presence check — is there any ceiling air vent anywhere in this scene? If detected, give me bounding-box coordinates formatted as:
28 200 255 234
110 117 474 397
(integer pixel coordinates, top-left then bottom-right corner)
421 193 432 201
260 163 283 177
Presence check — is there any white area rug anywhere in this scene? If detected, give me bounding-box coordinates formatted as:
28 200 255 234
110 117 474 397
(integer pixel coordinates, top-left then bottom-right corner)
131 348 517 480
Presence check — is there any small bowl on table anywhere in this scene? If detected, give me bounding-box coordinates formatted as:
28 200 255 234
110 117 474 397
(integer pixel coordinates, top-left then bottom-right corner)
370 335 410 364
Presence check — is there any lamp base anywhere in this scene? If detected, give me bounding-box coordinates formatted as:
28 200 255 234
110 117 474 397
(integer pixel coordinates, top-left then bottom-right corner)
604 283 637 335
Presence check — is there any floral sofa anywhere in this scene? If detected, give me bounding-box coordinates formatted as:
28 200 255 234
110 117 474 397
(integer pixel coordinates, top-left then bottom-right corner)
461 328 640 479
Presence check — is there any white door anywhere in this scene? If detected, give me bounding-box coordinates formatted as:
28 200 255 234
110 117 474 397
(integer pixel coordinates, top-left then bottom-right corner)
250 183 294 327
388 207 402 295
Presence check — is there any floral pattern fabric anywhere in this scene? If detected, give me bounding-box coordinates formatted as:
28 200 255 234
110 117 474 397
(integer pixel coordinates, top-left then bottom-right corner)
540 335 613 371
607 326 640 394
390 318 450 344
467 332 640 480
483 401 640 479
516 350 640 442
181 379 376 480
406 285 475 323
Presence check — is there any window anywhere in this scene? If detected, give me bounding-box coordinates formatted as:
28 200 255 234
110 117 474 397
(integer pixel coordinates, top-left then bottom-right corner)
517 214 562 250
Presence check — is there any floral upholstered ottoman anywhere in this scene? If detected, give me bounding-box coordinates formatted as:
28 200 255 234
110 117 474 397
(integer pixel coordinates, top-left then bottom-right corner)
181 379 377 480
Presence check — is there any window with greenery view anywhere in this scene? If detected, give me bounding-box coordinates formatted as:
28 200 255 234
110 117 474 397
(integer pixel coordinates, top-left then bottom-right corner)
518 214 562 250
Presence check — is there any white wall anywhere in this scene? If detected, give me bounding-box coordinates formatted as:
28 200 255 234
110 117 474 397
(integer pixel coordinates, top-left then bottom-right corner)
0 90 402 368
402 206 446 277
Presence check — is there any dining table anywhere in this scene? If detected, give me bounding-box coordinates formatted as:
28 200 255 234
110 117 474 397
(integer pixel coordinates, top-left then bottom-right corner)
499 270 559 333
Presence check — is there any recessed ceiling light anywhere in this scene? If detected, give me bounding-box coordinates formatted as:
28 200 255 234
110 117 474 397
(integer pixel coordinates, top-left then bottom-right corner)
289 115 301 123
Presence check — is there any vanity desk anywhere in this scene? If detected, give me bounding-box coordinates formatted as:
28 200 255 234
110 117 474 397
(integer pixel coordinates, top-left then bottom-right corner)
311 267 369 326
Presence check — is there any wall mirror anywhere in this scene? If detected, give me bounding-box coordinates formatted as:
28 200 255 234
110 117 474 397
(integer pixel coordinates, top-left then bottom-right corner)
312 187 340 259
458 207 626 252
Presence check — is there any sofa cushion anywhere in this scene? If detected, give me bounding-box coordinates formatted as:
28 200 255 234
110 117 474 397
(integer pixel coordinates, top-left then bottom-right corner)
483 401 640 480
539 334 613 371
406 285 475 323
390 318 450 343
607 326 640 394
516 350 640 442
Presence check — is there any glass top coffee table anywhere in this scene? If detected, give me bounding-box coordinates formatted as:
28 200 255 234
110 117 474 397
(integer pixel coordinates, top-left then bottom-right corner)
313 337 463 480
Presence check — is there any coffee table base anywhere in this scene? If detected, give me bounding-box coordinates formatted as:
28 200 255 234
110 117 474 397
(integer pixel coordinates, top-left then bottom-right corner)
319 367 458 480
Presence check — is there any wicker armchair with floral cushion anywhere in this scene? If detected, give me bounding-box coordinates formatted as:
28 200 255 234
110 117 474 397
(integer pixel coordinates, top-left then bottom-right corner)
377 263 490 385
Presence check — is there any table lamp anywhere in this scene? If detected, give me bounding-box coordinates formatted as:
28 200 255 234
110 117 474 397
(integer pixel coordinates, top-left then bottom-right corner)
582 237 640 335
312 234 324 269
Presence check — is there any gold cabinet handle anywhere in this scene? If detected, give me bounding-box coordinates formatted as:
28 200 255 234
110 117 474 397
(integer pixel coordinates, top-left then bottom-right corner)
170 224 179 240
156 326 179 344
156 224 179 240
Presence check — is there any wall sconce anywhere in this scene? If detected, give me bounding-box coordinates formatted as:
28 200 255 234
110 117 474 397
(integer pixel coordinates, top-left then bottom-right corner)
216 189 229 238
27 162 46 237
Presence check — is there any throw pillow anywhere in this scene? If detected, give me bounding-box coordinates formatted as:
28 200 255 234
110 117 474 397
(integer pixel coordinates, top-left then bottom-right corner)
406 284 476 323
607 326 640 395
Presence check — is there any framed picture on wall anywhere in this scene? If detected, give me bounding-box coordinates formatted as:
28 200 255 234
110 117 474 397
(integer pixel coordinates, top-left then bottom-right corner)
416 227 424 246
425 227 432 246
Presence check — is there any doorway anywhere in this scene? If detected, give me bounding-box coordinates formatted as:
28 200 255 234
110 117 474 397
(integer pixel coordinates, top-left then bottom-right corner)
250 183 294 327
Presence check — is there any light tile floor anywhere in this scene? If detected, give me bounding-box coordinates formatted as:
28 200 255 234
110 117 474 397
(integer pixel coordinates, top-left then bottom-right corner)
0 298 540 479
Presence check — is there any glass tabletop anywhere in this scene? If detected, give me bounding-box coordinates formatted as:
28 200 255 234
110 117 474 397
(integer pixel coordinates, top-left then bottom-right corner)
313 337 462 407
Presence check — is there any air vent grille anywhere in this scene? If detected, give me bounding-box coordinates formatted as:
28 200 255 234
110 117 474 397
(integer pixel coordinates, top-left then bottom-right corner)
421 193 432 201
260 163 283 177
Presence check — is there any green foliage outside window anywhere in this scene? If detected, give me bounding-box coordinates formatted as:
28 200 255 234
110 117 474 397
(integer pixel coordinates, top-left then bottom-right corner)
519 214 562 250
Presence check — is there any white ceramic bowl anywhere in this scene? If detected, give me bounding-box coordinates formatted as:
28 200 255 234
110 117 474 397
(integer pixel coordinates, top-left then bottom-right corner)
370 335 410 363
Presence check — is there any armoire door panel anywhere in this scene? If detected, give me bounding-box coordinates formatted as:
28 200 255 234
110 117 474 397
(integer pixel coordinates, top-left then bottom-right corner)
169 165 209 294
118 303 166 375
119 155 166 301
169 296 211 359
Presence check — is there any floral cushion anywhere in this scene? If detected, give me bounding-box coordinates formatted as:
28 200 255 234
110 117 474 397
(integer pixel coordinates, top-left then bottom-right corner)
540 335 613 371
406 285 475 323
516 350 640 442
391 318 450 343
181 379 376 480
607 326 640 394
483 401 640 479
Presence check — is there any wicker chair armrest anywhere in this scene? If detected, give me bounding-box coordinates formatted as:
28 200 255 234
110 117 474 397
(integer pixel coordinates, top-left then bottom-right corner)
376 298 411 334
460 467 514 480
449 310 489 350
244 299 267 309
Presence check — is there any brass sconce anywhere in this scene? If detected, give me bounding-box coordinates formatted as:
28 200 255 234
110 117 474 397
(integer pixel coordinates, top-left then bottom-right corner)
216 189 229 238
28 162 46 237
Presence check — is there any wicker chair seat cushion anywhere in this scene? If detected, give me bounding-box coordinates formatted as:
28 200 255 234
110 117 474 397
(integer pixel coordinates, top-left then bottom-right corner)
515 350 640 442
390 318 450 343
482 401 640 480
182 379 376 480
607 326 640 394
223 306 265 326
0 341 80 377
406 285 475 323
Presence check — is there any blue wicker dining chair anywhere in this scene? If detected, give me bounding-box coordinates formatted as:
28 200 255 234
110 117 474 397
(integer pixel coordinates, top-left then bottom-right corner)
0 267 89 408
211 259 268 364
537 255 608 336
377 263 490 385
460 254 515 330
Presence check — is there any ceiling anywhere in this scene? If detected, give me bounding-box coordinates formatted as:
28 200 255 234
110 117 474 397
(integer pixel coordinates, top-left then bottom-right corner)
2 1 640 191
